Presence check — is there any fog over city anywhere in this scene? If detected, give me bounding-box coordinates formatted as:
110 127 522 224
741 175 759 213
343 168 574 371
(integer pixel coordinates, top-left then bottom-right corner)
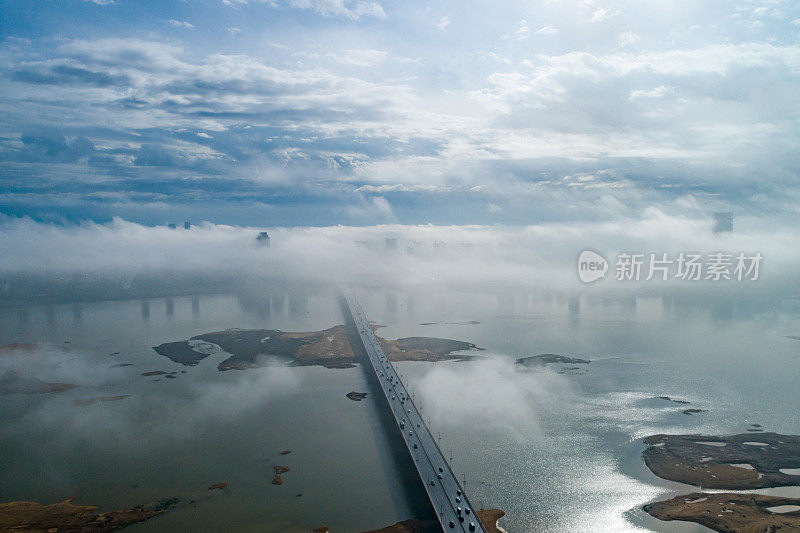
0 213 795 295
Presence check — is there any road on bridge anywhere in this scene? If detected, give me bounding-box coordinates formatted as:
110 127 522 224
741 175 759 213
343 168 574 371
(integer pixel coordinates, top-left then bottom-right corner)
345 294 488 533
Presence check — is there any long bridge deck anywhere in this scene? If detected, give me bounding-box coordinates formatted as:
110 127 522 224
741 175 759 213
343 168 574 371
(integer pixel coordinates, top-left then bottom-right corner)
344 294 488 533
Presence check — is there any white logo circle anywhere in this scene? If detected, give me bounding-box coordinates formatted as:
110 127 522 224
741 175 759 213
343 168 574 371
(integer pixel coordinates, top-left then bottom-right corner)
577 250 608 283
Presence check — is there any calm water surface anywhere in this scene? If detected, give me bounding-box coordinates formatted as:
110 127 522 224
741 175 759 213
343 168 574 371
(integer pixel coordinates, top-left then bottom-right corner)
1 286 799 532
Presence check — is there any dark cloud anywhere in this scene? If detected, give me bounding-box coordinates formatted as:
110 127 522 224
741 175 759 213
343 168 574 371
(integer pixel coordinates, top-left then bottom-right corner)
12 65 129 87
17 131 95 163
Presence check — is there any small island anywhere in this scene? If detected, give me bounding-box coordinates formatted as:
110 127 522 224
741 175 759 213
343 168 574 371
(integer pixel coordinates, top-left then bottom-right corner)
643 432 800 532
642 432 800 489
346 391 368 401
153 325 481 371
644 492 800 533
0 498 169 532
516 354 590 375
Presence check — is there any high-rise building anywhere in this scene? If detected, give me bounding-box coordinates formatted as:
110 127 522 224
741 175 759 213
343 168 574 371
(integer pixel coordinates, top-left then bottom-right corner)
256 231 271 247
385 238 397 252
184 221 191 230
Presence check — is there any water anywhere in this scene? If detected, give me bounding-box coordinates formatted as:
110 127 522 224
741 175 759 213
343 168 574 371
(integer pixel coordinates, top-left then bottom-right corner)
1 286 799 532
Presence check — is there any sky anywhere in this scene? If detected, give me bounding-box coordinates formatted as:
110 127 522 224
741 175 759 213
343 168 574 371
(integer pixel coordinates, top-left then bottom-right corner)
1 0 799 227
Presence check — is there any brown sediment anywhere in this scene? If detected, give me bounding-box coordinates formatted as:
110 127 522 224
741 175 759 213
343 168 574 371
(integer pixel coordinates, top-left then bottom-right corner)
0 370 77 395
271 465 290 486
0 343 72 356
152 326 481 371
0 344 78 395
141 371 168 376
280 450 291 455
642 433 800 489
73 395 130 406
0 498 164 532
361 509 506 533
208 482 228 491
644 492 800 533
477 509 507 533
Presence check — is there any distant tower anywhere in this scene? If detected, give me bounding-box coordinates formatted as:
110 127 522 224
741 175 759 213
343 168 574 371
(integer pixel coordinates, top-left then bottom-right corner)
256 231 270 247
168 223 177 230
385 238 397 252
712 212 733 233
184 221 191 230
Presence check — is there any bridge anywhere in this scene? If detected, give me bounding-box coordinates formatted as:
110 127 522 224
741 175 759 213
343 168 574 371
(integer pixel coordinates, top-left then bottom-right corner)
344 294 488 533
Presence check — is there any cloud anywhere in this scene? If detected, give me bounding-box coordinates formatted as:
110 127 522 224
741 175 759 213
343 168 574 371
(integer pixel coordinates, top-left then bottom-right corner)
282 0 386 20
333 48 389 67
1 344 302 444
2 2 800 227
628 85 674 100
167 19 195 29
414 357 575 438
516 19 531 40
17 131 95 163
345 195 395 221
1 212 798 293
437 16 450 31
590 7 621 22
534 24 559 36
353 183 449 193
617 31 640 47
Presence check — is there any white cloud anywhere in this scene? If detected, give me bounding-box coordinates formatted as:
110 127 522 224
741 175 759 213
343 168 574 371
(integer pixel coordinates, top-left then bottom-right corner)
333 48 389 67
220 0 386 19
416 357 574 437
516 19 531 40
628 85 674 100
284 0 386 20
353 183 449 193
167 19 195 29
617 31 640 47
2 212 797 291
345 195 395 221
437 16 450 31
591 7 621 22
534 24 560 36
